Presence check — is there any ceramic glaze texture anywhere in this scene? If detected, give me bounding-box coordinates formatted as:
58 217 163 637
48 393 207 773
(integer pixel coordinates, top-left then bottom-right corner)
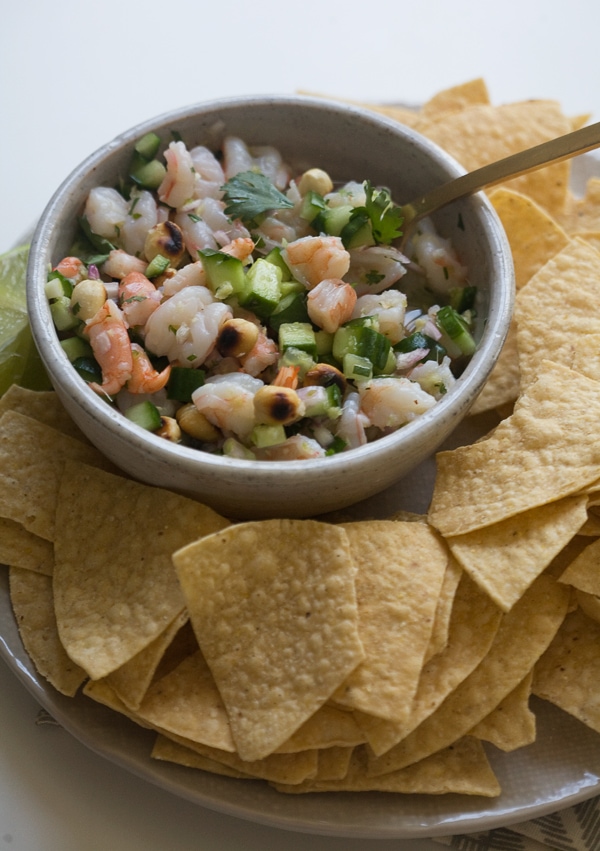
26 96 514 519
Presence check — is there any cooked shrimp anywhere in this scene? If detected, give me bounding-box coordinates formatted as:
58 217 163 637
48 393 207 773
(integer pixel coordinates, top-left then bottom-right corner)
222 136 290 189
239 331 279 377
189 145 226 199
358 377 436 429
174 210 219 256
307 278 357 334
84 186 128 242
352 289 407 344
221 237 255 262
335 392 368 450
118 271 162 328
348 246 408 296
127 343 171 394
272 365 300 389
255 434 326 461
101 249 148 279
192 372 264 439
144 286 232 368
54 256 87 283
281 235 351 289
85 300 133 396
120 189 158 257
408 356 456 400
161 261 207 297
411 218 468 294
158 141 197 209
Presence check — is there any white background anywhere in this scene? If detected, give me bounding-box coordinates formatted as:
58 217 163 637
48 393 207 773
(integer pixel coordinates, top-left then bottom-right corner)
2 1 600 848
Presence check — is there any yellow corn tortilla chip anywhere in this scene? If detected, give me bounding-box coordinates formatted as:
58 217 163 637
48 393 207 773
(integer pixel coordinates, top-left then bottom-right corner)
428 361 600 537
279 704 366 752
151 735 251 778
0 411 115 541
104 610 190 711
9 567 86 696
0 385 90 443
446 495 588 611
489 187 569 289
420 77 490 118
314 746 354 781
0 517 54 575
469 323 521 416
355 572 502 756
424 554 463 662
53 460 229 680
575 590 600 624
331 520 448 722
367 574 569 775
533 607 600 733
470 671 536 752
135 650 236 752
515 239 600 390
558 537 600 596
173 519 364 761
272 737 500 797
418 100 573 214
558 177 600 233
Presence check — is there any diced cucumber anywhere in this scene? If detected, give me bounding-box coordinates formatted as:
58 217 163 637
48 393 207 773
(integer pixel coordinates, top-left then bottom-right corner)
264 246 293 281
394 331 447 363
278 346 316 380
314 329 334 356
60 337 93 362
299 190 327 224
145 253 170 278
129 156 167 190
312 204 354 236
278 322 318 359
50 296 80 331
269 291 310 331
45 272 74 300
435 305 476 357
125 400 162 431
199 249 246 298
343 353 373 381
300 384 342 418
251 423 287 448
240 258 283 319
340 211 375 249
332 323 390 371
167 366 206 402
72 356 102 384
134 132 161 161
449 285 477 313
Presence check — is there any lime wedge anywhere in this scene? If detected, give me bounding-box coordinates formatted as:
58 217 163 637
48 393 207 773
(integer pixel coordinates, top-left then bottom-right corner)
0 244 52 396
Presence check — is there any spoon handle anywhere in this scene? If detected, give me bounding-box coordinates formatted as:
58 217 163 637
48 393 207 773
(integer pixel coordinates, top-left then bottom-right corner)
400 120 600 235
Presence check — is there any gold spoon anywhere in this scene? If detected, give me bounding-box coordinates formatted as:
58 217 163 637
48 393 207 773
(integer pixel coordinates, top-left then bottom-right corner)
399 120 600 247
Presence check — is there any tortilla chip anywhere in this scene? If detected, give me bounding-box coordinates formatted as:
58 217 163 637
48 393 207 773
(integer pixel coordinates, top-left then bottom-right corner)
0 411 114 541
9 567 86 696
135 650 236 752
314 746 354 781
104 610 190 711
424 554 463 662
0 385 90 443
272 738 500 797
558 537 600 596
420 77 490 118
575 590 600 624
428 361 600 537
173 519 364 761
0 517 54 575
470 671 536 751
533 607 600 733
279 704 366 752
515 238 600 390
446 495 588 611
558 177 600 233
331 520 448 722
488 187 569 289
355 572 502 755
418 100 573 214
367 574 569 774
151 735 251 778
53 460 229 680
468 323 520 416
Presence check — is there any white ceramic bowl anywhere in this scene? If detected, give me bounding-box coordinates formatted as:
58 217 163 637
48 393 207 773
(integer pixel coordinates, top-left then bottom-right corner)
27 95 514 520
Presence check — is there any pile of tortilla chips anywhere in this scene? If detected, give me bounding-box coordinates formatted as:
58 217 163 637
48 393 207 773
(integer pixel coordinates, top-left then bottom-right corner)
4 78 600 798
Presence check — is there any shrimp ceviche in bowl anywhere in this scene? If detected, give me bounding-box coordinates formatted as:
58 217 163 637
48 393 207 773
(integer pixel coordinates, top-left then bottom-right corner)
44 130 479 464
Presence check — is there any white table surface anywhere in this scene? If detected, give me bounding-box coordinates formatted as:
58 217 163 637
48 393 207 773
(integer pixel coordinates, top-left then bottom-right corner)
2 1 600 848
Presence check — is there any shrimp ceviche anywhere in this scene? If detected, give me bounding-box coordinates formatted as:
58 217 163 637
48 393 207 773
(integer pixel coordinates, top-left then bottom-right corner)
46 132 478 461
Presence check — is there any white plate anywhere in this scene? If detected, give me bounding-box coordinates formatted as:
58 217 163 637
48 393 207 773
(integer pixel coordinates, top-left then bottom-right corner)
2 154 600 841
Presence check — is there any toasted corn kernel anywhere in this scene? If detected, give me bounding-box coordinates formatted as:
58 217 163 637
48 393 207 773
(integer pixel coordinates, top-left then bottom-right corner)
176 404 221 442
70 279 107 322
303 362 347 395
144 221 185 266
156 416 182 442
297 168 334 197
254 385 305 426
216 318 259 358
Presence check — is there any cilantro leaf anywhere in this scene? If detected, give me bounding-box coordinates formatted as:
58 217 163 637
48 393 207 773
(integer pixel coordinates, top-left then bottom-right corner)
221 171 294 224
363 180 404 244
